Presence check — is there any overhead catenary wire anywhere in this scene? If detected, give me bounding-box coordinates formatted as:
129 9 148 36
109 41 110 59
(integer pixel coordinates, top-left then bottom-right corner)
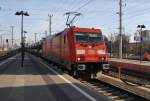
63 0 95 28
74 0 94 11
124 9 150 21
48 0 85 33
124 0 150 14
44 0 84 34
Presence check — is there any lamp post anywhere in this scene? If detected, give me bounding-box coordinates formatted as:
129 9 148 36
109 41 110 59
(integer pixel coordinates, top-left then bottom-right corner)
15 11 29 67
23 31 27 49
34 33 38 43
137 25 146 63
10 26 14 48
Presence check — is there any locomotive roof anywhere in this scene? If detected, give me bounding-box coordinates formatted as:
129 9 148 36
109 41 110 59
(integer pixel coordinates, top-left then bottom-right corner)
44 27 102 40
72 27 102 33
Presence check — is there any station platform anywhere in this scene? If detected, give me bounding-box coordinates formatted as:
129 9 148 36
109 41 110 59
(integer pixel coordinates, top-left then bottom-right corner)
109 58 150 74
0 53 111 101
97 74 150 100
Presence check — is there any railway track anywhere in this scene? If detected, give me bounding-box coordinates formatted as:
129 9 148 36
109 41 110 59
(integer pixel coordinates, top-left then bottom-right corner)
0 50 18 61
79 79 148 101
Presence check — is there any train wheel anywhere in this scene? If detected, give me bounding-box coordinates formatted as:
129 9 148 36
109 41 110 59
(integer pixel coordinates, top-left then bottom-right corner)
73 70 77 76
71 69 79 78
60 66 65 72
73 69 79 78
69 69 73 76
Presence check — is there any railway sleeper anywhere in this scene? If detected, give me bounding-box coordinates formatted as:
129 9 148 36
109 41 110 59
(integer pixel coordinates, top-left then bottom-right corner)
103 93 112 96
105 89 116 92
108 96 120 99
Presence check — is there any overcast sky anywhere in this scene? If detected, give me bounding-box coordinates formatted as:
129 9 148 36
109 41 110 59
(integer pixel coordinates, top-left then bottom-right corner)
0 0 150 44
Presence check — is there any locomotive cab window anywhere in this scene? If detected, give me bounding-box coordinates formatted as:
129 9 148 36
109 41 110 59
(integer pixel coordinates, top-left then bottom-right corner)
75 32 102 43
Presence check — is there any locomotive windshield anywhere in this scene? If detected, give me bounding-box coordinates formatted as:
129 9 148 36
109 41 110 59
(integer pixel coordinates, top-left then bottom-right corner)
75 32 102 43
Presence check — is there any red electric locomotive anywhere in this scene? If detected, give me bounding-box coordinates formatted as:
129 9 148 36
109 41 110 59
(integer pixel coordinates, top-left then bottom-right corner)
42 26 109 78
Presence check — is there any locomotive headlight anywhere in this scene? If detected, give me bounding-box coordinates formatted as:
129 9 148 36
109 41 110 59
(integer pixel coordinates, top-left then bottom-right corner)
76 50 85 54
101 57 105 61
77 57 81 61
88 46 92 49
97 50 105 54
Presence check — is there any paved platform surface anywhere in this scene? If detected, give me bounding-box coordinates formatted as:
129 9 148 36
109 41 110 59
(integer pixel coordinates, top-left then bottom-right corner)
0 53 111 101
